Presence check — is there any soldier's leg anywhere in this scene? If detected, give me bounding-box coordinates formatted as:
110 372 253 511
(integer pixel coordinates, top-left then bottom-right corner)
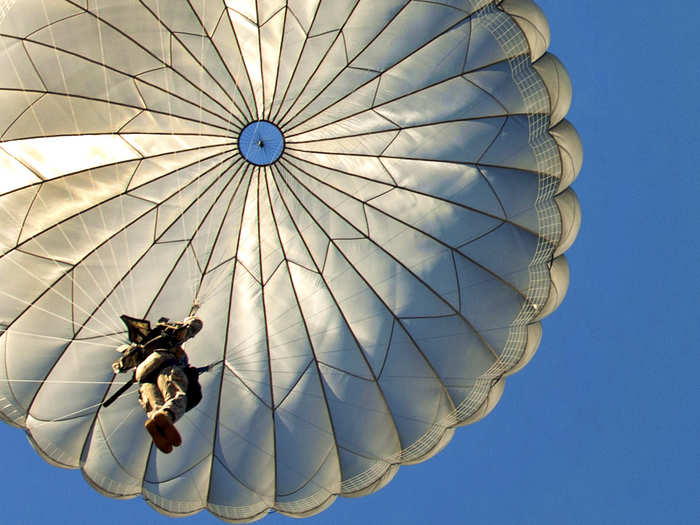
157 365 189 424
149 366 188 448
140 382 172 453
139 382 163 419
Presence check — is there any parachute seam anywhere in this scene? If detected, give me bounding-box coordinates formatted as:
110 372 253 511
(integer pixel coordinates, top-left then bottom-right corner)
0 92 46 140
82 406 143 493
283 153 546 302
279 154 501 354
0 141 232 204
144 454 211 485
139 0 255 123
284 147 554 179
265 162 345 503
132 71 241 131
3 149 238 259
269 160 402 494
204 163 260 508
289 114 536 144
476 113 510 163
315 361 372 383
376 319 397 379
0 329 24 424
460 74 510 114
18 39 49 91
193 158 251 286
0 37 50 143
208 455 270 511
267 2 323 123
73 329 126 342
265 4 288 121
452 250 463 312
70 264 76 337
10 19 247 129
13 182 41 248
285 54 519 138
279 2 468 129
0 88 237 137
12 247 73 265
274 0 368 127
275 446 335 498
203 256 235 277
83 0 140 325
226 4 255 26
222 361 271 409
255 0 264 118
379 129 401 156
284 150 559 244
340 28 350 66
271 360 315 409
276 157 457 468
21 9 82 40
117 109 145 135
474 165 509 220
282 2 513 134
254 167 279 503
186 163 249 282
416 0 472 15
457 221 508 248
462 15 473 72
278 155 519 467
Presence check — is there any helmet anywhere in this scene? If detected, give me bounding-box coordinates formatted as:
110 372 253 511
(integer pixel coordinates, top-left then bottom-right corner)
183 316 203 339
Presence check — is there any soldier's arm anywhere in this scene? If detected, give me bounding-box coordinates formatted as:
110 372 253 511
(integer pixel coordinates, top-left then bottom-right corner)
112 343 146 373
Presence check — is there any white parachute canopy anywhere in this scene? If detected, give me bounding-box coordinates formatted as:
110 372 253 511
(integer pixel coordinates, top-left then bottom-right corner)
0 0 581 520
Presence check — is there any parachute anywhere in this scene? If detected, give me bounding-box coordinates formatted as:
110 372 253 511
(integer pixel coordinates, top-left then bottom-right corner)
0 0 582 520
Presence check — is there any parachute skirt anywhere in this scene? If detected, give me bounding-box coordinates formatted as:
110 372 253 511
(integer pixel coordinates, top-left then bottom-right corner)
0 0 582 521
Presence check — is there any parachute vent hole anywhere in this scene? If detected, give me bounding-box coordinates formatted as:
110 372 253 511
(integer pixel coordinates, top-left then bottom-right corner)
238 121 284 166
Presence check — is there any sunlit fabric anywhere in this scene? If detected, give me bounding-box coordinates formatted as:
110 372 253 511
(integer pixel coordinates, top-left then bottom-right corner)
0 0 581 520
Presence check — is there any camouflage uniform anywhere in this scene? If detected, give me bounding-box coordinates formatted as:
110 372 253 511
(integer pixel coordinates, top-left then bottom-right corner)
138 363 188 423
113 322 192 423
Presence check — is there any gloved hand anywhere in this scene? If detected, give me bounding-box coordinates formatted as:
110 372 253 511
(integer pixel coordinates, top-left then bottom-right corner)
111 343 143 373
115 343 131 353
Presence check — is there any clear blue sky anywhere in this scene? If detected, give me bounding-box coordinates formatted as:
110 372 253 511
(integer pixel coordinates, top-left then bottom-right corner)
2 2 698 524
